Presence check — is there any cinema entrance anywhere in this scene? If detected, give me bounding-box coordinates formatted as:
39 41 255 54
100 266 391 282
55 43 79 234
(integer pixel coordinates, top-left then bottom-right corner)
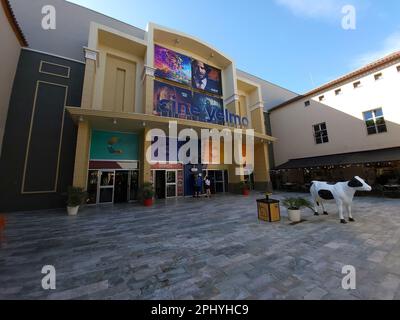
153 169 185 199
87 169 139 205
202 170 229 194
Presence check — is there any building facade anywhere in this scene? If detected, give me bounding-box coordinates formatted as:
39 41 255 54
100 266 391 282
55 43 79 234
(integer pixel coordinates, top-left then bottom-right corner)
69 22 274 205
269 52 400 192
0 0 276 211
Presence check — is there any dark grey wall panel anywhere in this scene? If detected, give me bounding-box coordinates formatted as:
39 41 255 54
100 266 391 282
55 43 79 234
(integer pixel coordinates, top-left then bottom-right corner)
0 50 84 212
23 82 66 193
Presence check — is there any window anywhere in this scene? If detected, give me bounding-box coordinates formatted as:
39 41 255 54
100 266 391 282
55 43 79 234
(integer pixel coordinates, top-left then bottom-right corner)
304 100 310 107
363 108 387 135
335 88 342 95
319 95 325 102
353 81 361 89
313 123 329 144
374 73 383 81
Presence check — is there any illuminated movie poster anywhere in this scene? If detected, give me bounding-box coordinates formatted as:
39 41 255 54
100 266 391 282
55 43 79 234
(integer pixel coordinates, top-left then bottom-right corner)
154 45 192 86
192 93 224 125
192 59 222 96
153 80 192 119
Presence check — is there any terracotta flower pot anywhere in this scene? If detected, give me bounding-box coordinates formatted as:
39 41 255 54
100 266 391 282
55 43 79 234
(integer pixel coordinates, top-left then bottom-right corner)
143 198 153 207
242 189 250 196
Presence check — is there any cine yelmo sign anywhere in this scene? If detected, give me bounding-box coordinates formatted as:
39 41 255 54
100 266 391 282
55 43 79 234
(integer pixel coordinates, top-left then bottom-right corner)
153 45 249 127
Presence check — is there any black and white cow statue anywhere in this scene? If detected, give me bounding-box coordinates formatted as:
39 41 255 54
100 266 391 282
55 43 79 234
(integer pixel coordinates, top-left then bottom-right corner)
310 176 372 224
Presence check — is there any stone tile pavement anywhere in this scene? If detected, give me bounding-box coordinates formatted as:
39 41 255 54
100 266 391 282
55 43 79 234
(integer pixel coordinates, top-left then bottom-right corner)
1 192 400 300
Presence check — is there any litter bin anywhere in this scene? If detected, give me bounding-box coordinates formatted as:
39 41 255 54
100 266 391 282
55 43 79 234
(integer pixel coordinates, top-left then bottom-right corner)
257 194 281 222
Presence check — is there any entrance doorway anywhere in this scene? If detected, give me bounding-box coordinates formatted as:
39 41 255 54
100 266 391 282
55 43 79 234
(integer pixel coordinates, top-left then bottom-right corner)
87 170 139 205
155 170 166 199
203 170 228 194
154 170 179 199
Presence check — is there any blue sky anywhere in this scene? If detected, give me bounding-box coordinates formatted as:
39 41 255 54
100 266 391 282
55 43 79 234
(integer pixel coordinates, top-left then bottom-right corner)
67 0 400 94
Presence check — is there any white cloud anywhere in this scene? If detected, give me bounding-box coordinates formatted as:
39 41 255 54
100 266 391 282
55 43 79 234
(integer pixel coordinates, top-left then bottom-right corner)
274 0 342 19
352 31 400 68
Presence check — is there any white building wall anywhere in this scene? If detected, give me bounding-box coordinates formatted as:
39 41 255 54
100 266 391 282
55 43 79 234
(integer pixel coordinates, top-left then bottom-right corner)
270 60 400 166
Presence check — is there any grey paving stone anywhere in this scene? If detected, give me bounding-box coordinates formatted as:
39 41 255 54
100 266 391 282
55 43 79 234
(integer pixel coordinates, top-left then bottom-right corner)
1 193 400 299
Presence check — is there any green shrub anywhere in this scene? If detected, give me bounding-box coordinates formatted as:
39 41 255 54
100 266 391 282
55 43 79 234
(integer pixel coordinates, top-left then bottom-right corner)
142 182 154 200
282 197 313 211
67 187 88 207
239 181 250 191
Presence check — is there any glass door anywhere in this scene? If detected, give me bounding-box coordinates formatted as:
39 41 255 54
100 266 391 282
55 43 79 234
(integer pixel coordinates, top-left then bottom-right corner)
215 170 225 193
166 170 177 198
99 170 115 203
129 170 139 201
87 170 99 204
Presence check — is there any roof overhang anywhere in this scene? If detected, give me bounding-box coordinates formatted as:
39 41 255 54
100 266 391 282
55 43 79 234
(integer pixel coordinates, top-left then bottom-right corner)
66 107 277 143
274 147 400 170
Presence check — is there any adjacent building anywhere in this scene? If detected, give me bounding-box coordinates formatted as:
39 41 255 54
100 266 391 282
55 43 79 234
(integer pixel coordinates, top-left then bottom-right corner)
269 52 400 191
0 0 27 157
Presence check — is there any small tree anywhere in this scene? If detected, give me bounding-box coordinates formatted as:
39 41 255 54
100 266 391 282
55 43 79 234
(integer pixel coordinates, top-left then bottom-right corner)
282 197 313 211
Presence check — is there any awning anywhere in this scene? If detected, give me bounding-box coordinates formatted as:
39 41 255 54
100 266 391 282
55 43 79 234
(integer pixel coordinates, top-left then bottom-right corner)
89 161 138 170
274 147 400 170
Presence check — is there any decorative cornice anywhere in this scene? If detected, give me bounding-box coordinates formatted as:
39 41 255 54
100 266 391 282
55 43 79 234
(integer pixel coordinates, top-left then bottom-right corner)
224 94 240 105
83 47 99 61
249 101 265 111
142 65 156 82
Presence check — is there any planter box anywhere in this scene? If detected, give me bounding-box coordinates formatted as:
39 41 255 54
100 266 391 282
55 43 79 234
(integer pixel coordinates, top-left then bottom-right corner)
257 199 281 222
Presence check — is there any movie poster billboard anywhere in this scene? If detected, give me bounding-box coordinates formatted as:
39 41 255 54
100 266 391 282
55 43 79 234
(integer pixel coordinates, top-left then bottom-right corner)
153 81 225 125
192 59 223 96
154 45 192 86
192 93 224 125
153 80 192 119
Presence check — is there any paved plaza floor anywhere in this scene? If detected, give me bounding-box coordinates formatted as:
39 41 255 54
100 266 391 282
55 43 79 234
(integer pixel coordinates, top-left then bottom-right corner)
1 192 400 300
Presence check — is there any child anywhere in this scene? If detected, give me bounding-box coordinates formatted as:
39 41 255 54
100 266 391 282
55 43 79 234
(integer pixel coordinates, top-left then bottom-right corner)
205 176 211 198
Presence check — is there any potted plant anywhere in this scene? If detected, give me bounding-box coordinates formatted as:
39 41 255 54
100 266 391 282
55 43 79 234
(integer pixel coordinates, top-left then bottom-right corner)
142 182 154 207
282 197 313 222
67 187 88 216
240 181 250 196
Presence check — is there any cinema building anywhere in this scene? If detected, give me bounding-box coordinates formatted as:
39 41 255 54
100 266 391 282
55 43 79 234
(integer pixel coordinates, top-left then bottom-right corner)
0 0 280 211
268 52 400 194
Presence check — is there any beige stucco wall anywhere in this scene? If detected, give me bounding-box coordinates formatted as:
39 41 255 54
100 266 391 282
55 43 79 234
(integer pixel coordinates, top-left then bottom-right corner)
0 7 21 156
270 60 400 166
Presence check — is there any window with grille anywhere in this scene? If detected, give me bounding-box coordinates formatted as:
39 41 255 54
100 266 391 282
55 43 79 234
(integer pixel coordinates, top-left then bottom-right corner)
313 122 329 144
363 108 387 135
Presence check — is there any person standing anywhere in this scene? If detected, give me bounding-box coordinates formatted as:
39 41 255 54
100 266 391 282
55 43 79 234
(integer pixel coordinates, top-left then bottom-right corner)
195 174 203 198
205 176 211 198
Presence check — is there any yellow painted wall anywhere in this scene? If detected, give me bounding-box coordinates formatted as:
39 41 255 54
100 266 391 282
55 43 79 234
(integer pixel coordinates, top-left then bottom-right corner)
103 54 136 113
